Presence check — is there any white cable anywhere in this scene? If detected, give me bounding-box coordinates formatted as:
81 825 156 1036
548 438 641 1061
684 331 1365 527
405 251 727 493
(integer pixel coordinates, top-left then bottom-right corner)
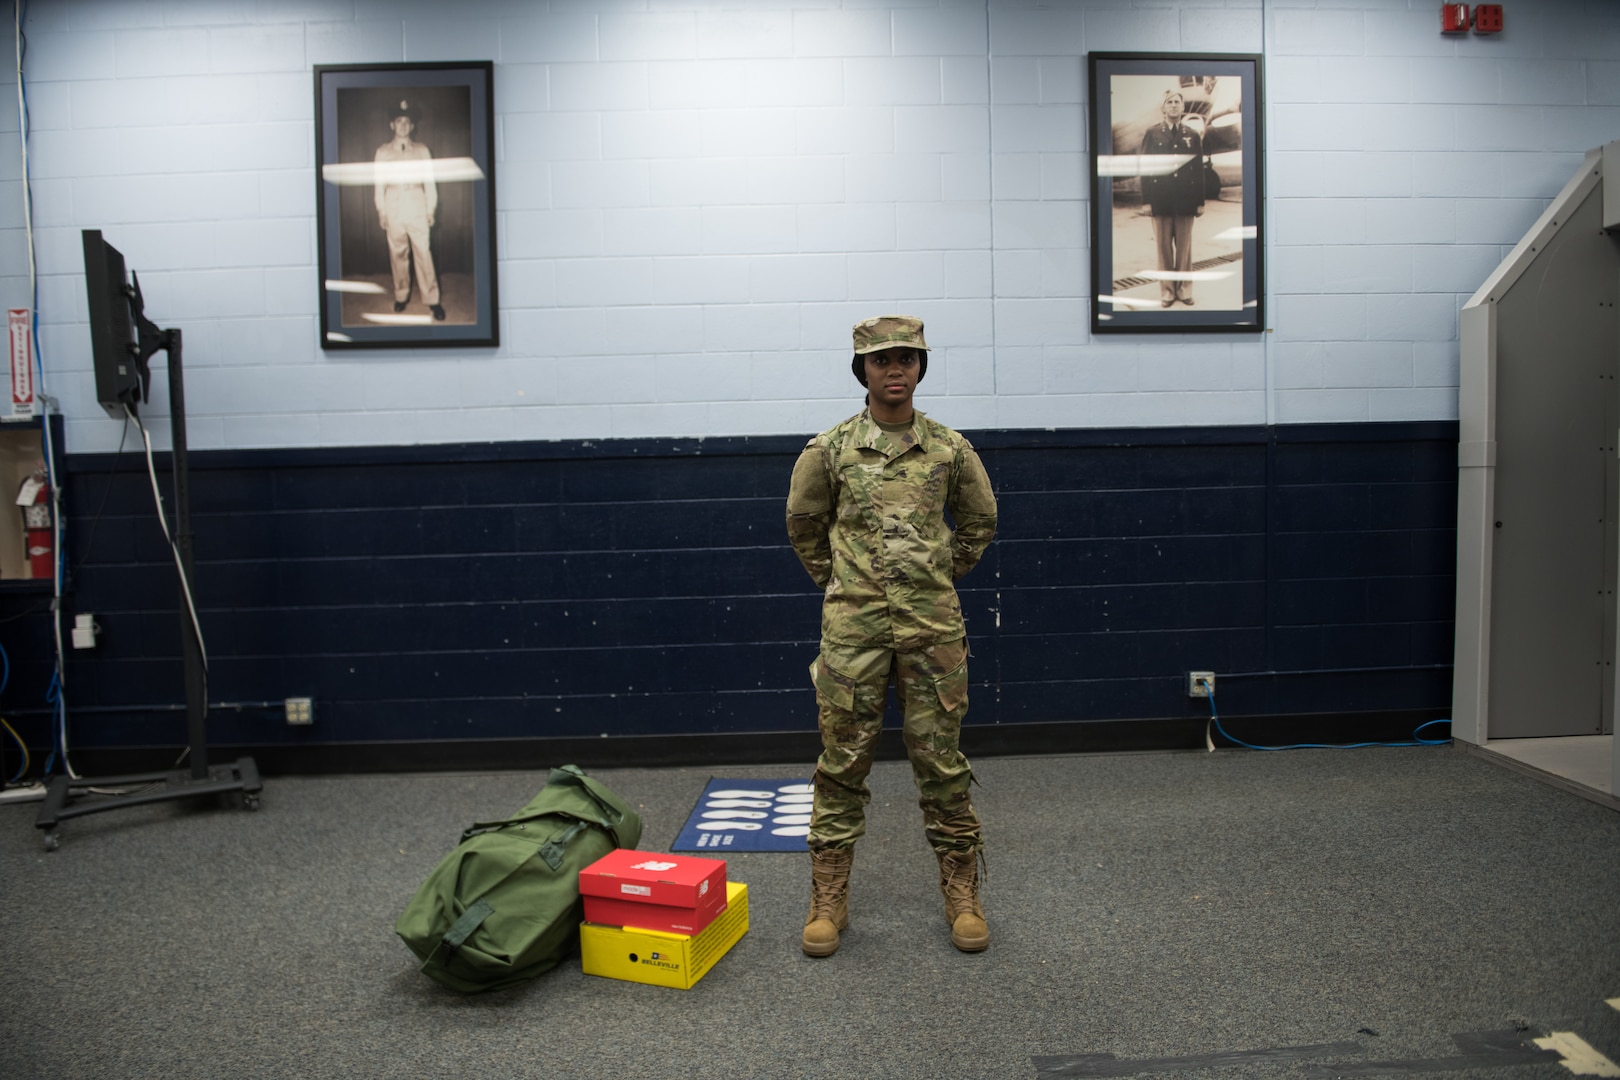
1261 0 1276 425
127 404 209 671
1199 676 1216 752
982 0 997 396
15 1 74 778
14 2 33 296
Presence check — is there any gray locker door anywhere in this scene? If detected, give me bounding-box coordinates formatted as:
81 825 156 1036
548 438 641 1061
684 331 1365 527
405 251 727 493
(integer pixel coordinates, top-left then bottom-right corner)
1488 183 1620 738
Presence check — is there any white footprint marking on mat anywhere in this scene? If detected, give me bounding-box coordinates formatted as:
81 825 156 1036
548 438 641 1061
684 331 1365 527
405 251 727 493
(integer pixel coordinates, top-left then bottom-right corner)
705 799 772 809
777 783 814 794
701 810 767 820
696 821 762 831
771 814 812 826
708 789 775 799
773 793 814 804
771 825 811 836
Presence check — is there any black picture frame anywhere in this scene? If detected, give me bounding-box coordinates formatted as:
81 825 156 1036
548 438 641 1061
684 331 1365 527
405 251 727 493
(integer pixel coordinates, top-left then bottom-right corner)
314 62 498 349
1087 53 1263 334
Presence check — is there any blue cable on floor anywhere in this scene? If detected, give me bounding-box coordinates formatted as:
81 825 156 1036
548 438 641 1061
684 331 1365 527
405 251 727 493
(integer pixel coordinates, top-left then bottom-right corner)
44 667 63 777
0 641 23 783
1199 679 1450 751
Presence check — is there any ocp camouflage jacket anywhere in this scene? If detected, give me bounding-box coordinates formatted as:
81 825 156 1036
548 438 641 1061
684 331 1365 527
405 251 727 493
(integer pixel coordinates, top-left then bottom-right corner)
786 409 998 649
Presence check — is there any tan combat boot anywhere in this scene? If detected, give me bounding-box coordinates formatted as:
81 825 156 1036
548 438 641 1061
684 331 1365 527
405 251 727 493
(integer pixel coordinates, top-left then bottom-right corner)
937 849 988 952
801 846 853 957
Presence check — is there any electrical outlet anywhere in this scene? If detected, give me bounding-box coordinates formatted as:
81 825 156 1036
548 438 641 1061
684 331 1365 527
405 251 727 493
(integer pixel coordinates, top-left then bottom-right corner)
70 613 100 649
285 697 314 725
1187 671 1216 698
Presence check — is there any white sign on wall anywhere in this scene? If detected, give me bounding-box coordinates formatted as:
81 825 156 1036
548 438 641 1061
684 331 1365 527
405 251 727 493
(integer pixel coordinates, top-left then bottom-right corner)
7 309 36 420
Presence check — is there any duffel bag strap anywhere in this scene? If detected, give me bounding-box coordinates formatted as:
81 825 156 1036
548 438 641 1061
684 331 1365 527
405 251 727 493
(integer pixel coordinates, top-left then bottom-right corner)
537 819 589 870
550 765 634 846
424 897 495 967
460 813 543 843
458 766 630 845
454 816 603 873
459 806 617 845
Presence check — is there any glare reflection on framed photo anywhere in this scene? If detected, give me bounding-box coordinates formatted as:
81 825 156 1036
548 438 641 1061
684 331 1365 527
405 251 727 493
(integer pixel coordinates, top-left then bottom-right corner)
314 62 498 349
1088 53 1263 334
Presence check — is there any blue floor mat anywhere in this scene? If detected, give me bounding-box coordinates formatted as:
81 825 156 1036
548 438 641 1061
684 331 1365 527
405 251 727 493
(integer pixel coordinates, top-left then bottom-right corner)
670 778 814 853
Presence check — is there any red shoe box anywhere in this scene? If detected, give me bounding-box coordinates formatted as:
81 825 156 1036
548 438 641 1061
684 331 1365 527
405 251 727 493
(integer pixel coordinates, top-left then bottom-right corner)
579 850 728 936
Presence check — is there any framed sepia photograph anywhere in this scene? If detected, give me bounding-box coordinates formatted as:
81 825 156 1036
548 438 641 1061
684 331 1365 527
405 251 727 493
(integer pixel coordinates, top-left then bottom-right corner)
1088 53 1263 334
314 62 498 349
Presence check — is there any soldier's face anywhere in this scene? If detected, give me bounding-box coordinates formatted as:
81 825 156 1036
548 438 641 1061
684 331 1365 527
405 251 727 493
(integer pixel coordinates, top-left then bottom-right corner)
864 347 921 408
391 116 414 140
1162 95 1183 121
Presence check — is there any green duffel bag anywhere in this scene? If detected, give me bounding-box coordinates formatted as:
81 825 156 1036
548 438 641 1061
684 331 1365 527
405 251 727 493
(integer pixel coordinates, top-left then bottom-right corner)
395 764 642 993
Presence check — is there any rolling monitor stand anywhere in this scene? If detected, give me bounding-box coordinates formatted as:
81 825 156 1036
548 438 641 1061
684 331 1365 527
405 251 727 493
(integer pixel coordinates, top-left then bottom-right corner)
37 278 261 850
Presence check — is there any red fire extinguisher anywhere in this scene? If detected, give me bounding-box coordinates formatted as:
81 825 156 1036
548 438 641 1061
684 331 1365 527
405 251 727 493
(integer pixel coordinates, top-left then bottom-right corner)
17 465 51 581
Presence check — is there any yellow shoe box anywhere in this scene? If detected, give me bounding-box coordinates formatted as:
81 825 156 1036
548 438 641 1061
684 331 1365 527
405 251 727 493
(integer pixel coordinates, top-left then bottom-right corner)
580 880 748 989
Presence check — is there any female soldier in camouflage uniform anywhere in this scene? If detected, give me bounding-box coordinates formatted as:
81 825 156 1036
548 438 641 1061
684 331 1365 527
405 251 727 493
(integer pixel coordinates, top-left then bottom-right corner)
786 315 998 956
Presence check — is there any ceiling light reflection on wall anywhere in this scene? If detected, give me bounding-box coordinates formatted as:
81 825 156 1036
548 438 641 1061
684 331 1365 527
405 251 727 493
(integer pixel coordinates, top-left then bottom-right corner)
320 157 486 186
360 313 434 326
1096 153 1195 178
1136 269 1234 282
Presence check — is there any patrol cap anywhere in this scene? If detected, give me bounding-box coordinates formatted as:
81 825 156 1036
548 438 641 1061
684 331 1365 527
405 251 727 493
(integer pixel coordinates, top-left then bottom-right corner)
850 314 928 386
852 314 928 355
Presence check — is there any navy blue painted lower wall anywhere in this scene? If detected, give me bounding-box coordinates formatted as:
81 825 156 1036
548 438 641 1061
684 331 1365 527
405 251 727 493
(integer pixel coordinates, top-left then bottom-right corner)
0 421 1457 775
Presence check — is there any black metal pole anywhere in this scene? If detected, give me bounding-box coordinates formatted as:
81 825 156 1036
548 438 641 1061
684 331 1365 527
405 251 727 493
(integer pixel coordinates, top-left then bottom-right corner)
164 328 208 780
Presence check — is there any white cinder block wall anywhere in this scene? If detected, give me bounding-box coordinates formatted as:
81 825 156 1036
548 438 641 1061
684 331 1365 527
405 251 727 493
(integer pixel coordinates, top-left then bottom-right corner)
1 0 1616 452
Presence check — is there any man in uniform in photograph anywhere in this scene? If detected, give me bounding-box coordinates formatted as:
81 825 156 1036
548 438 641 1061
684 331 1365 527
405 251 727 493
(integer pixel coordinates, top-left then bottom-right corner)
1139 88 1205 307
374 99 443 321
786 315 999 958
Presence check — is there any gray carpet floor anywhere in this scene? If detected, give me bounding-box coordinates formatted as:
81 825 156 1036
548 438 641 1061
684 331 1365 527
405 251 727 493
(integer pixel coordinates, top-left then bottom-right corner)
2 745 1617 1079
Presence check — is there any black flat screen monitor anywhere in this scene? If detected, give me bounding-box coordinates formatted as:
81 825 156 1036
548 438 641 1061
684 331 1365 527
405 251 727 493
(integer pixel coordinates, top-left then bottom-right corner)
82 229 144 415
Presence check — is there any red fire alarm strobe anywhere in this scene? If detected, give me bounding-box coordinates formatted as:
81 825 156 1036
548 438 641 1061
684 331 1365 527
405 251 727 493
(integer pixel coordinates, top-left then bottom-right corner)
1474 4 1503 33
1441 3 1470 33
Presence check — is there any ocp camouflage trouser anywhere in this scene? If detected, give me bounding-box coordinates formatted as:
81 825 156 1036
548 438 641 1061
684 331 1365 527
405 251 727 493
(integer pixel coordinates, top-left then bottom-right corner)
807 637 981 856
